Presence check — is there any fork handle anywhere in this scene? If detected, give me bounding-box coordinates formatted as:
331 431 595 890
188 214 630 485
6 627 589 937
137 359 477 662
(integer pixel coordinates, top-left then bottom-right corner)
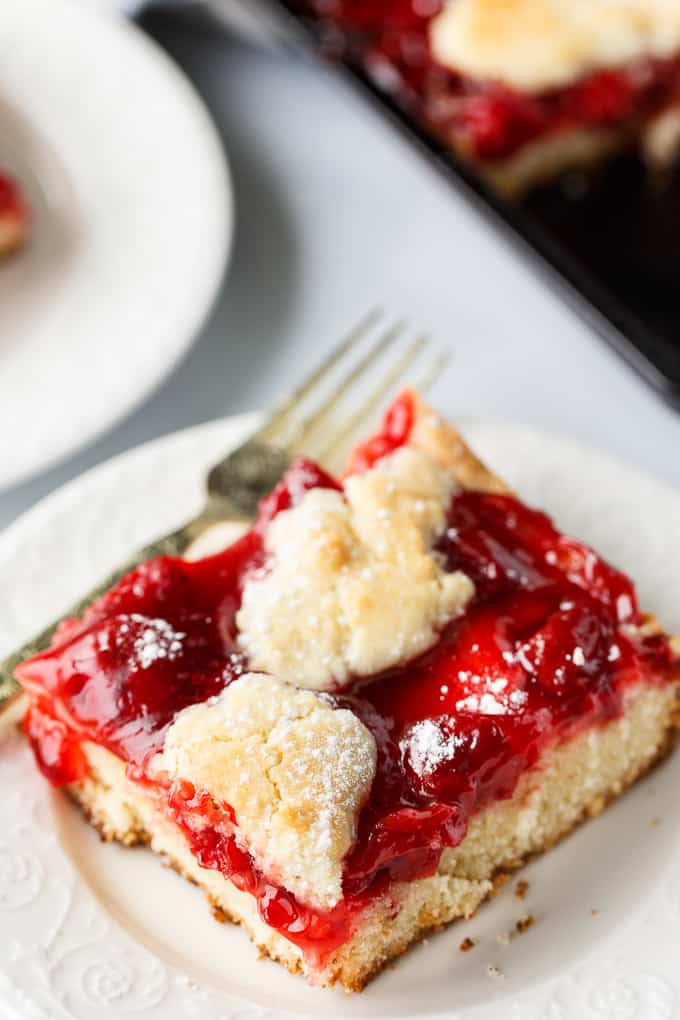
1 440 293 712
0 512 235 711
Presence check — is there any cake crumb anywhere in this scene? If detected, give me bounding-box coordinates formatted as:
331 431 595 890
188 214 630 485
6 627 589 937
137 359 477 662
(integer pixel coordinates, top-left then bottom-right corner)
514 879 529 900
591 909 600 917
459 937 475 953
487 964 503 979
496 930 512 946
515 913 535 935
650 817 662 828
490 873 510 898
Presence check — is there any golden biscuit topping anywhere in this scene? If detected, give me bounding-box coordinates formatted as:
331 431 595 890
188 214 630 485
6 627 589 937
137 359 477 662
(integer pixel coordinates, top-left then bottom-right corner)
153 674 377 909
431 0 680 93
236 447 474 691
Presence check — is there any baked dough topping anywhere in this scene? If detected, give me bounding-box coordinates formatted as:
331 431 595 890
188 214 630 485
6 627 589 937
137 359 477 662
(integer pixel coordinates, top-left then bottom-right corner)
430 0 680 93
18 390 678 974
236 447 475 691
152 673 377 910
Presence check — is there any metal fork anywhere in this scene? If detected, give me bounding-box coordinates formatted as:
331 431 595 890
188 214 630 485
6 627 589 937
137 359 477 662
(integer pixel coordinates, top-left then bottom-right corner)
0 310 446 709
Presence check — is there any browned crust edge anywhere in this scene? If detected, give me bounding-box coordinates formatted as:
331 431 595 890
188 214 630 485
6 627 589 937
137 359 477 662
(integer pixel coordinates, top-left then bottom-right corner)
434 124 636 199
473 127 631 199
478 109 680 198
408 392 677 647
407 389 508 494
66 692 680 992
333 696 680 991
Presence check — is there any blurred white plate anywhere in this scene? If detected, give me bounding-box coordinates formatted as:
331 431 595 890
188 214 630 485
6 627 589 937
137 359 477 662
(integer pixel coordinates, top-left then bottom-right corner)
1 414 680 1020
0 0 231 490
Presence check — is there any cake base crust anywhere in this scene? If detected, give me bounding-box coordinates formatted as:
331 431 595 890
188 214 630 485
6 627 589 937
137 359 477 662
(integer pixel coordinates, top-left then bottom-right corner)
67 680 679 991
461 125 631 198
463 111 680 198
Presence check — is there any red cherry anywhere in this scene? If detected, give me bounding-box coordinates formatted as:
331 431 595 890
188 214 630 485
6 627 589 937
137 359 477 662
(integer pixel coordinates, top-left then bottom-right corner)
457 89 544 159
23 702 87 786
259 886 300 930
401 714 508 801
518 596 614 695
256 457 341 526
344 390 415 475
0 173 27 218
568 69 636 123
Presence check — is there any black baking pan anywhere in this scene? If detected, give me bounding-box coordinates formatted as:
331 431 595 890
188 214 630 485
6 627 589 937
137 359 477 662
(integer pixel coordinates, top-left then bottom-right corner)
144 0 680 407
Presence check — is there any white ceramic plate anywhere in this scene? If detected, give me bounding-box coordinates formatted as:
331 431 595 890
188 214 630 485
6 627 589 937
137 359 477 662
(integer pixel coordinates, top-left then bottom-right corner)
0 0 231 490
1 415 680 1020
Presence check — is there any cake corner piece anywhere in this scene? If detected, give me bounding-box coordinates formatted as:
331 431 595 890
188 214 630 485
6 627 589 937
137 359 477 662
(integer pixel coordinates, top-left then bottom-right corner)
16 390 680 991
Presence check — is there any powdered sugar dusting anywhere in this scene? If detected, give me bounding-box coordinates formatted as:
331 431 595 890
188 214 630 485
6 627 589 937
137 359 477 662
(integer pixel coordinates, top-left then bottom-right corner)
114 613 185 673
456 692 509 714
403 718 467 776
455 685 528 715
156 673 377 909
237 447 474 692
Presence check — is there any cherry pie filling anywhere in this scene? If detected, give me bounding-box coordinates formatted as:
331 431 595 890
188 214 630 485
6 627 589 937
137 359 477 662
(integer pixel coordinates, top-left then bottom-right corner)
293 1 680 161
17 393 675 968
0 172 28 238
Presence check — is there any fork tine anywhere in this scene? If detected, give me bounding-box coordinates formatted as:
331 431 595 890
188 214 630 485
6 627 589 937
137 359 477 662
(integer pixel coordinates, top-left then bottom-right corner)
280 318 409 454
410 348 450 394
256 307 382 445
310 332 431 470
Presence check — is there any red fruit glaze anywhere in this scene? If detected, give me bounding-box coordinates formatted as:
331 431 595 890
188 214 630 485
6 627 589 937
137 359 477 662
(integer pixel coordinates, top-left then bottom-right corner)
0 172 28 252
0 173 26 217
18 459 336 772
343 389 414 475
17 393 675 969
292 1 680 161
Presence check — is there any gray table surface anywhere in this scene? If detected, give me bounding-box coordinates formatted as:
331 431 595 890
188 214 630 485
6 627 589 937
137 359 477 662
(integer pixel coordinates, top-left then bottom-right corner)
2 10 679 534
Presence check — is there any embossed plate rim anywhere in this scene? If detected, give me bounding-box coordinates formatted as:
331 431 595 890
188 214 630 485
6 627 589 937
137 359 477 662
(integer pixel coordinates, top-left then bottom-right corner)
0 0 232 490
1 412 680 1020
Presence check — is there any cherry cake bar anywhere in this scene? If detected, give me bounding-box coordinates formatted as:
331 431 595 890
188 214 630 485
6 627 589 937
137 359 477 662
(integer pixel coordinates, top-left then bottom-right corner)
293 0 680 195
17 392 680 991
